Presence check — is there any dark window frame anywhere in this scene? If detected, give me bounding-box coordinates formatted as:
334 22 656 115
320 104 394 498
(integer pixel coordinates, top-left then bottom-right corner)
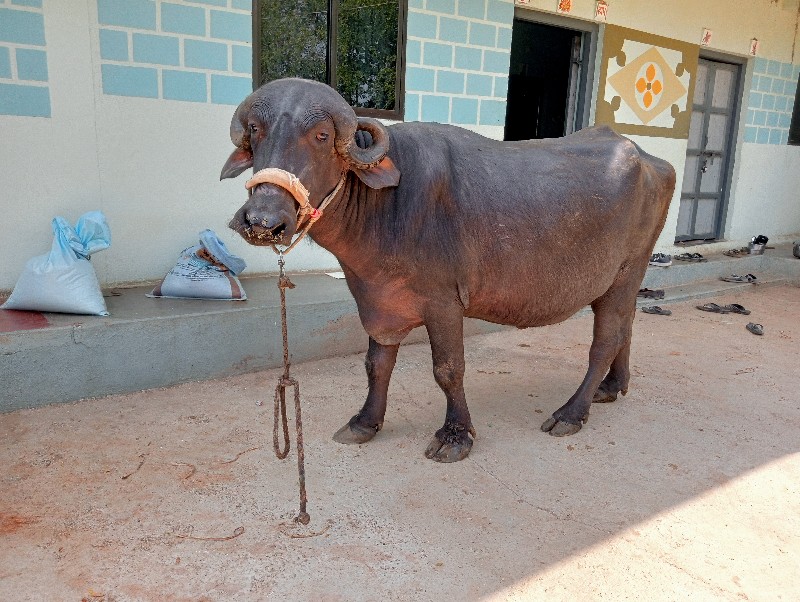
252 0 407 121
788 85 800 145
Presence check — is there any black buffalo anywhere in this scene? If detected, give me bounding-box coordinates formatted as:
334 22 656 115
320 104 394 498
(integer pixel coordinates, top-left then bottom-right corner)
221 78 676 462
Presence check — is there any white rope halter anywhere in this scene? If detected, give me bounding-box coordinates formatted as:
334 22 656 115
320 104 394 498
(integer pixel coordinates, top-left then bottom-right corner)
245 168 347 254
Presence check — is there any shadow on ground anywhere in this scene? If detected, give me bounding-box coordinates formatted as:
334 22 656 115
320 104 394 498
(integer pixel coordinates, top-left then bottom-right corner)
1 285 798 601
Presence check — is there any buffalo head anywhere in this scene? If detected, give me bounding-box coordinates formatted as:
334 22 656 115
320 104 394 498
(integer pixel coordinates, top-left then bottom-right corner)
221 78 400 247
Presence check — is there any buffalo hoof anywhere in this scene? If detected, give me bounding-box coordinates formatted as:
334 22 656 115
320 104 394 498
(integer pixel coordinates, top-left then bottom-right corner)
424 436 472 463
541 416 582 437
424 425 474 462
332 419 379 445
592 387 618 403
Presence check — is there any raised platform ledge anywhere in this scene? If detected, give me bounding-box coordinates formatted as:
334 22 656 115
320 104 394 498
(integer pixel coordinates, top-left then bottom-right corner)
1 243 798 412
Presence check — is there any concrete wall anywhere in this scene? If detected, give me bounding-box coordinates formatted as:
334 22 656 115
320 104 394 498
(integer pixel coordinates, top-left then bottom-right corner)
0 0 341 294
405 0 514 140
2 0 800 292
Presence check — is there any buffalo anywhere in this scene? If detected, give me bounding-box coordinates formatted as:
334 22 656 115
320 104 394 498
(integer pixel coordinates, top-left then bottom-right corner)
221 78 676 463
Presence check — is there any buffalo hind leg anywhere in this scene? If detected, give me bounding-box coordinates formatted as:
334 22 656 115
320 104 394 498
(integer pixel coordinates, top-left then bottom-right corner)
423 308 475 463
593 331 632 403
542 288 636 436
333 337 399 444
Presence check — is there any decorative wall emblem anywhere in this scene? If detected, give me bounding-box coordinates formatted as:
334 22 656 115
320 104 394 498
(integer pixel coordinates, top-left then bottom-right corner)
596 25 699 138
595 0 609 22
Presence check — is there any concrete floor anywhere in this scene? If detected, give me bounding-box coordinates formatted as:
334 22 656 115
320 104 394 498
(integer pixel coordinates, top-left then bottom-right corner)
1 284 799 601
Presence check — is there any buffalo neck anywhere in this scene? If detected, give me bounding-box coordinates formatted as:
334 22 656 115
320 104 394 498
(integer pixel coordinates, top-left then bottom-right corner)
307 173 381 274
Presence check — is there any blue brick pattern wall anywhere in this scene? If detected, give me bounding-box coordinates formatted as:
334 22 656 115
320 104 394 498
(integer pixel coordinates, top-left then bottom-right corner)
405 0 513 128
744 58 799 145
97 0 252 105
0 0 51 117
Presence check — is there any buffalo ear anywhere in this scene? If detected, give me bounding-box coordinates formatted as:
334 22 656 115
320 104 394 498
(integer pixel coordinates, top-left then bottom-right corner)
351 156 400 189
220 148 253 180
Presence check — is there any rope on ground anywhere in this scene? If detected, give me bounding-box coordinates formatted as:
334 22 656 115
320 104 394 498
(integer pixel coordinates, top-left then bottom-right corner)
121 453 146 480
175 526 245 542
215 446 262 465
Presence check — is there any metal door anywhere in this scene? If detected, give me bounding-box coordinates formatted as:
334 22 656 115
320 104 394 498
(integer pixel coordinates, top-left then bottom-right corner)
675 59 740 241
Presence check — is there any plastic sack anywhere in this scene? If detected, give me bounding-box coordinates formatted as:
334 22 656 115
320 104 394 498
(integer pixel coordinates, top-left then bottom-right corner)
147 230 247 301
2 211 111 316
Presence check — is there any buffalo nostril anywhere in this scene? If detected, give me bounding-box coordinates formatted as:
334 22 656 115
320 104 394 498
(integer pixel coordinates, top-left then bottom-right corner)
246 212 278 229
244 211 287 239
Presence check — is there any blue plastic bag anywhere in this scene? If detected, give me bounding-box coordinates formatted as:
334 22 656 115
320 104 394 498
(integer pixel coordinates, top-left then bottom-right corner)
2 211 111 316
147 230 247 300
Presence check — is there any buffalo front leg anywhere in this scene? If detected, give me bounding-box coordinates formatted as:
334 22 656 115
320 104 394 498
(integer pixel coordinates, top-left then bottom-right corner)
542 291 636 437
423 309 475 463
333 337 399 444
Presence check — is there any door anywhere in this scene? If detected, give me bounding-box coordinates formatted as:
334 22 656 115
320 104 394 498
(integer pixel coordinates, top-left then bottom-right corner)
675 58 740 242
504 19 587 140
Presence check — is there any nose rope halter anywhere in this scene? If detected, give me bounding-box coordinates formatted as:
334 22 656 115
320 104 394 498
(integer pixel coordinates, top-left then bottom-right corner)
245 168 347 255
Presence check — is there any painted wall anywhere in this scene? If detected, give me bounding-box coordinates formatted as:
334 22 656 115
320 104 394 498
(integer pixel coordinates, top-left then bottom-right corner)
0 0 340 293
3 0 800 292
405 0 514 139
516 0 800 251
0 0 50 116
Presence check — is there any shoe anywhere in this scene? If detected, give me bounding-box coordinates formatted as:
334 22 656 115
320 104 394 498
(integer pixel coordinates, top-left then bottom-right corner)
637 288 665 299
723 247 748 257
746 322 764 336
674 252 707 262
640 305 671 315
721 303 751 315
649 253 672 267
720 273 758 284
696 303 730 314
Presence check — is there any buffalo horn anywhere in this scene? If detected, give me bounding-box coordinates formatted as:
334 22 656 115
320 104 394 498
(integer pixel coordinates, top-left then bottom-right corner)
230 92 257 149
346 118 390 169
327 101 389 169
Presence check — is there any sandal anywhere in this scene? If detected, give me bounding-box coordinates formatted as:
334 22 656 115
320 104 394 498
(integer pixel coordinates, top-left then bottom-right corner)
723 247 749 257
696 303 729 314
720 273 758 283
641 305 671 315
746 322 764 335
674 252 707 262
721 303 751 315
637 288 665 299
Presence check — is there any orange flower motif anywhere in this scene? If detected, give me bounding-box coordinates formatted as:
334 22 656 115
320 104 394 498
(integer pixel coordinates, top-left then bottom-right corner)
636 63 663 109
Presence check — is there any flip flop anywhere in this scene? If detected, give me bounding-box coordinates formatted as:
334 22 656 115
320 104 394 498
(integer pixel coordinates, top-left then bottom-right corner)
722 303 751 315
746 323 764 335
723 248 747 257
641 305 671 315
696 303 730 314
674 252 707 262
637 288 665 299
720 274 758 283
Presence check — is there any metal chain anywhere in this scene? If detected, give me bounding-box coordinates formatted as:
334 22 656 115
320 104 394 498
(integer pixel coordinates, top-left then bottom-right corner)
272 252 310 525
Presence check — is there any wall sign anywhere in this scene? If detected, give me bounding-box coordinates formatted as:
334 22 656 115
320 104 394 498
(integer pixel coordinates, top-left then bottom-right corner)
557 0 572 14
749 38 760 56
595 25 699 139
595 0 609 22
701 28 713 46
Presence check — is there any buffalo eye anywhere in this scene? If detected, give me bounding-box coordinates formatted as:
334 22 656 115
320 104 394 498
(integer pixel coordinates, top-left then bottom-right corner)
316 132 329 142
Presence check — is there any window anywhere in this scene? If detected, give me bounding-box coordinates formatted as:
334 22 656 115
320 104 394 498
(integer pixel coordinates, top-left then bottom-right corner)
254 0 406 120
789 86 800 145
